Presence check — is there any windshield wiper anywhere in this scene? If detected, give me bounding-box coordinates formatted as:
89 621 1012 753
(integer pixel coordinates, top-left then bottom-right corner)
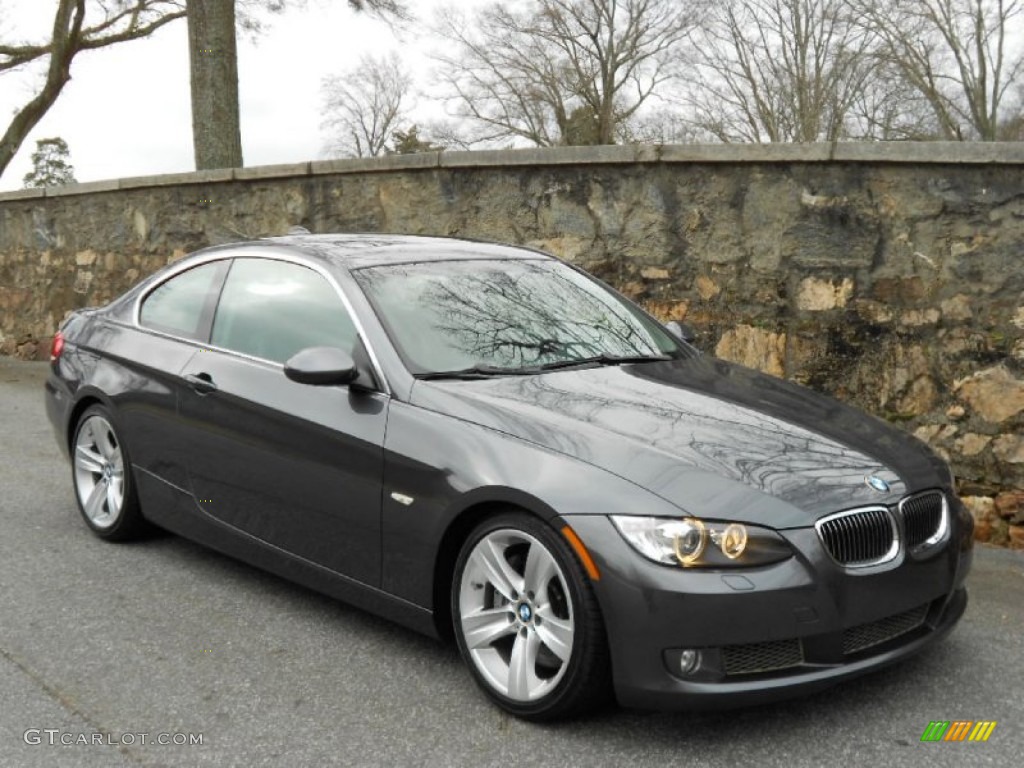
534 353 673 371
416 354 673 380
415 364 539 380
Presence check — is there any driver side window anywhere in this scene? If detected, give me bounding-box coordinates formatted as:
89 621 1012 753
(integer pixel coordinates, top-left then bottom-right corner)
211 258 358 364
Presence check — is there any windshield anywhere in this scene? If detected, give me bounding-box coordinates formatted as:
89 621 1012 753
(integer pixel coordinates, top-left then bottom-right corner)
354 258 685 375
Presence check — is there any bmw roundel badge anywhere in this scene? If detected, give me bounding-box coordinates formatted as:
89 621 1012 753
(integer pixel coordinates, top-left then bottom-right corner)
865 474 891 493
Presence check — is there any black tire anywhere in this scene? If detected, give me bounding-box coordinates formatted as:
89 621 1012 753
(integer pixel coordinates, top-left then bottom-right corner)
452 511 611 720
70 404 148 541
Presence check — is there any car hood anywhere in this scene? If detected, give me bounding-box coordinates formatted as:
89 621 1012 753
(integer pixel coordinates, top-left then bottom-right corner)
410 357 949 527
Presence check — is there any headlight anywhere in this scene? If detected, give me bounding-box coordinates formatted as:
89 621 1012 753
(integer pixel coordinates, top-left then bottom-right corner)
610 515 792 568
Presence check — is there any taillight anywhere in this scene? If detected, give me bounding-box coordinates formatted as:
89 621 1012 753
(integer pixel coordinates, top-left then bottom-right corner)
50 331 65 361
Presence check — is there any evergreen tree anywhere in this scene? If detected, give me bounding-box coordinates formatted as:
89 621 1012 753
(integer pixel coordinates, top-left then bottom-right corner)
388 125 441 154
23 137 76 188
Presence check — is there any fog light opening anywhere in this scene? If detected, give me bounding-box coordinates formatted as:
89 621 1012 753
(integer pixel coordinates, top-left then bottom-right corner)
678 649 701 676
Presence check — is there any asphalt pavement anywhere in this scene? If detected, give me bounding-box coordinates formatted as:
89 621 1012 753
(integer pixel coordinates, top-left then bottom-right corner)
1 356 1021 768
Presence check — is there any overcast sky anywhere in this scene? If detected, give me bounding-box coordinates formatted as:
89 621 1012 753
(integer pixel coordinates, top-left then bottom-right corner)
0 0 460 191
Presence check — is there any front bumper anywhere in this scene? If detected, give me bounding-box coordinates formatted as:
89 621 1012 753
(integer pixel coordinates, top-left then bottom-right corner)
563 512 973 711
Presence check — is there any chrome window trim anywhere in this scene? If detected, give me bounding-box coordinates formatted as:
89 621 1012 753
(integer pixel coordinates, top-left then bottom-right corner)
814 505 900 570
133 250 392 396
899 490 949 557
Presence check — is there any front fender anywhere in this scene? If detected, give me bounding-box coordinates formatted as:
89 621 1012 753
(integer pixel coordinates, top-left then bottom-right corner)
379 399 685 608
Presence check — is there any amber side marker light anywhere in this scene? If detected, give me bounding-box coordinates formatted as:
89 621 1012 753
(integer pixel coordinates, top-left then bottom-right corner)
561 526 601 581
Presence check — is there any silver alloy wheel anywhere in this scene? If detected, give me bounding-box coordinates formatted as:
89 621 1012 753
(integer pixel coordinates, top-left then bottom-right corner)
73 414 125 530
458 528 576 702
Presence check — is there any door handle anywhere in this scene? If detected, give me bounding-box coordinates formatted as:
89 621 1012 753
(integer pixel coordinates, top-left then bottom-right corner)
184 372 218 394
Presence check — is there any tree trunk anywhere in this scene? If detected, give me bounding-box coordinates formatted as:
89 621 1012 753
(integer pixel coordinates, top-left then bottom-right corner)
186 0 243 169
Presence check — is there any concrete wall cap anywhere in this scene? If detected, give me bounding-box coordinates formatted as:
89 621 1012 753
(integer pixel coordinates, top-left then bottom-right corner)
310 154 441 174
118 168 235 189
44 179 123 197
233 162 312 180
830 141 1024 163
1 142 1022 202
659 143 833 162
0 187 47 201
439 145 644 168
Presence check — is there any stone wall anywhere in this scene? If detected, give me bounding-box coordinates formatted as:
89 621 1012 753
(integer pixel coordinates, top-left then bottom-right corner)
1 143 1022 545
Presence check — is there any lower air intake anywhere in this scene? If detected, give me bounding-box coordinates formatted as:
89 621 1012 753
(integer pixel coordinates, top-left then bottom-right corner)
722 638 804 675
843 604 929 655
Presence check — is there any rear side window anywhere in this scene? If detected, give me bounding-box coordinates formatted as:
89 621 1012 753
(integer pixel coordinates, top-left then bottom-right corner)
211 258 357 364
139 261 226 339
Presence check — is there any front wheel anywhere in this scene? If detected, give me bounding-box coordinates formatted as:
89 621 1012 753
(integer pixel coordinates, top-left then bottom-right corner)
72 405 148 541
452 512 611 720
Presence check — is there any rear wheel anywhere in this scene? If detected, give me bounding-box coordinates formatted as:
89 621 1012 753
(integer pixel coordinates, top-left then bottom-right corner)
72 405 147 541
452 512 611 720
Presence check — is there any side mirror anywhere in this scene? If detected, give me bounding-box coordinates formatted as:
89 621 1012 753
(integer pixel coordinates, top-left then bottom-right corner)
665 320 697 344
284 346 359 386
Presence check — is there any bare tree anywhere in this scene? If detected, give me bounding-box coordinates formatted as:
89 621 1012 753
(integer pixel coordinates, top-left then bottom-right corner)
618 109 701 143
342 0 408 21
848 0 1024 140
845 58 943 139
685 0 880 142
321 52 411 158
0 1 187 180
0 1 411 179
418 118 474 150
433 0 699 147
188 0 408 170
998 82 1024 138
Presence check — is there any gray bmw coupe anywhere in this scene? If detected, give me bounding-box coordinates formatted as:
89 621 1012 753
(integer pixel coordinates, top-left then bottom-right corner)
45 234 972 720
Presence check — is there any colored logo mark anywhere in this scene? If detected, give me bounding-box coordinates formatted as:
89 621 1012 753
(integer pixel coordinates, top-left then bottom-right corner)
865 474 890 493
920 721 997 742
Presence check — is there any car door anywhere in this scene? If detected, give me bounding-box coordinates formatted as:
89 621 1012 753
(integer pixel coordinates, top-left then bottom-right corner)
177 256 387 586
126 258 230 489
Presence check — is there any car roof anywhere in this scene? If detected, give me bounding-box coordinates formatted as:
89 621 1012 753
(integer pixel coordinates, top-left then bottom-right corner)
253 233 553 270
